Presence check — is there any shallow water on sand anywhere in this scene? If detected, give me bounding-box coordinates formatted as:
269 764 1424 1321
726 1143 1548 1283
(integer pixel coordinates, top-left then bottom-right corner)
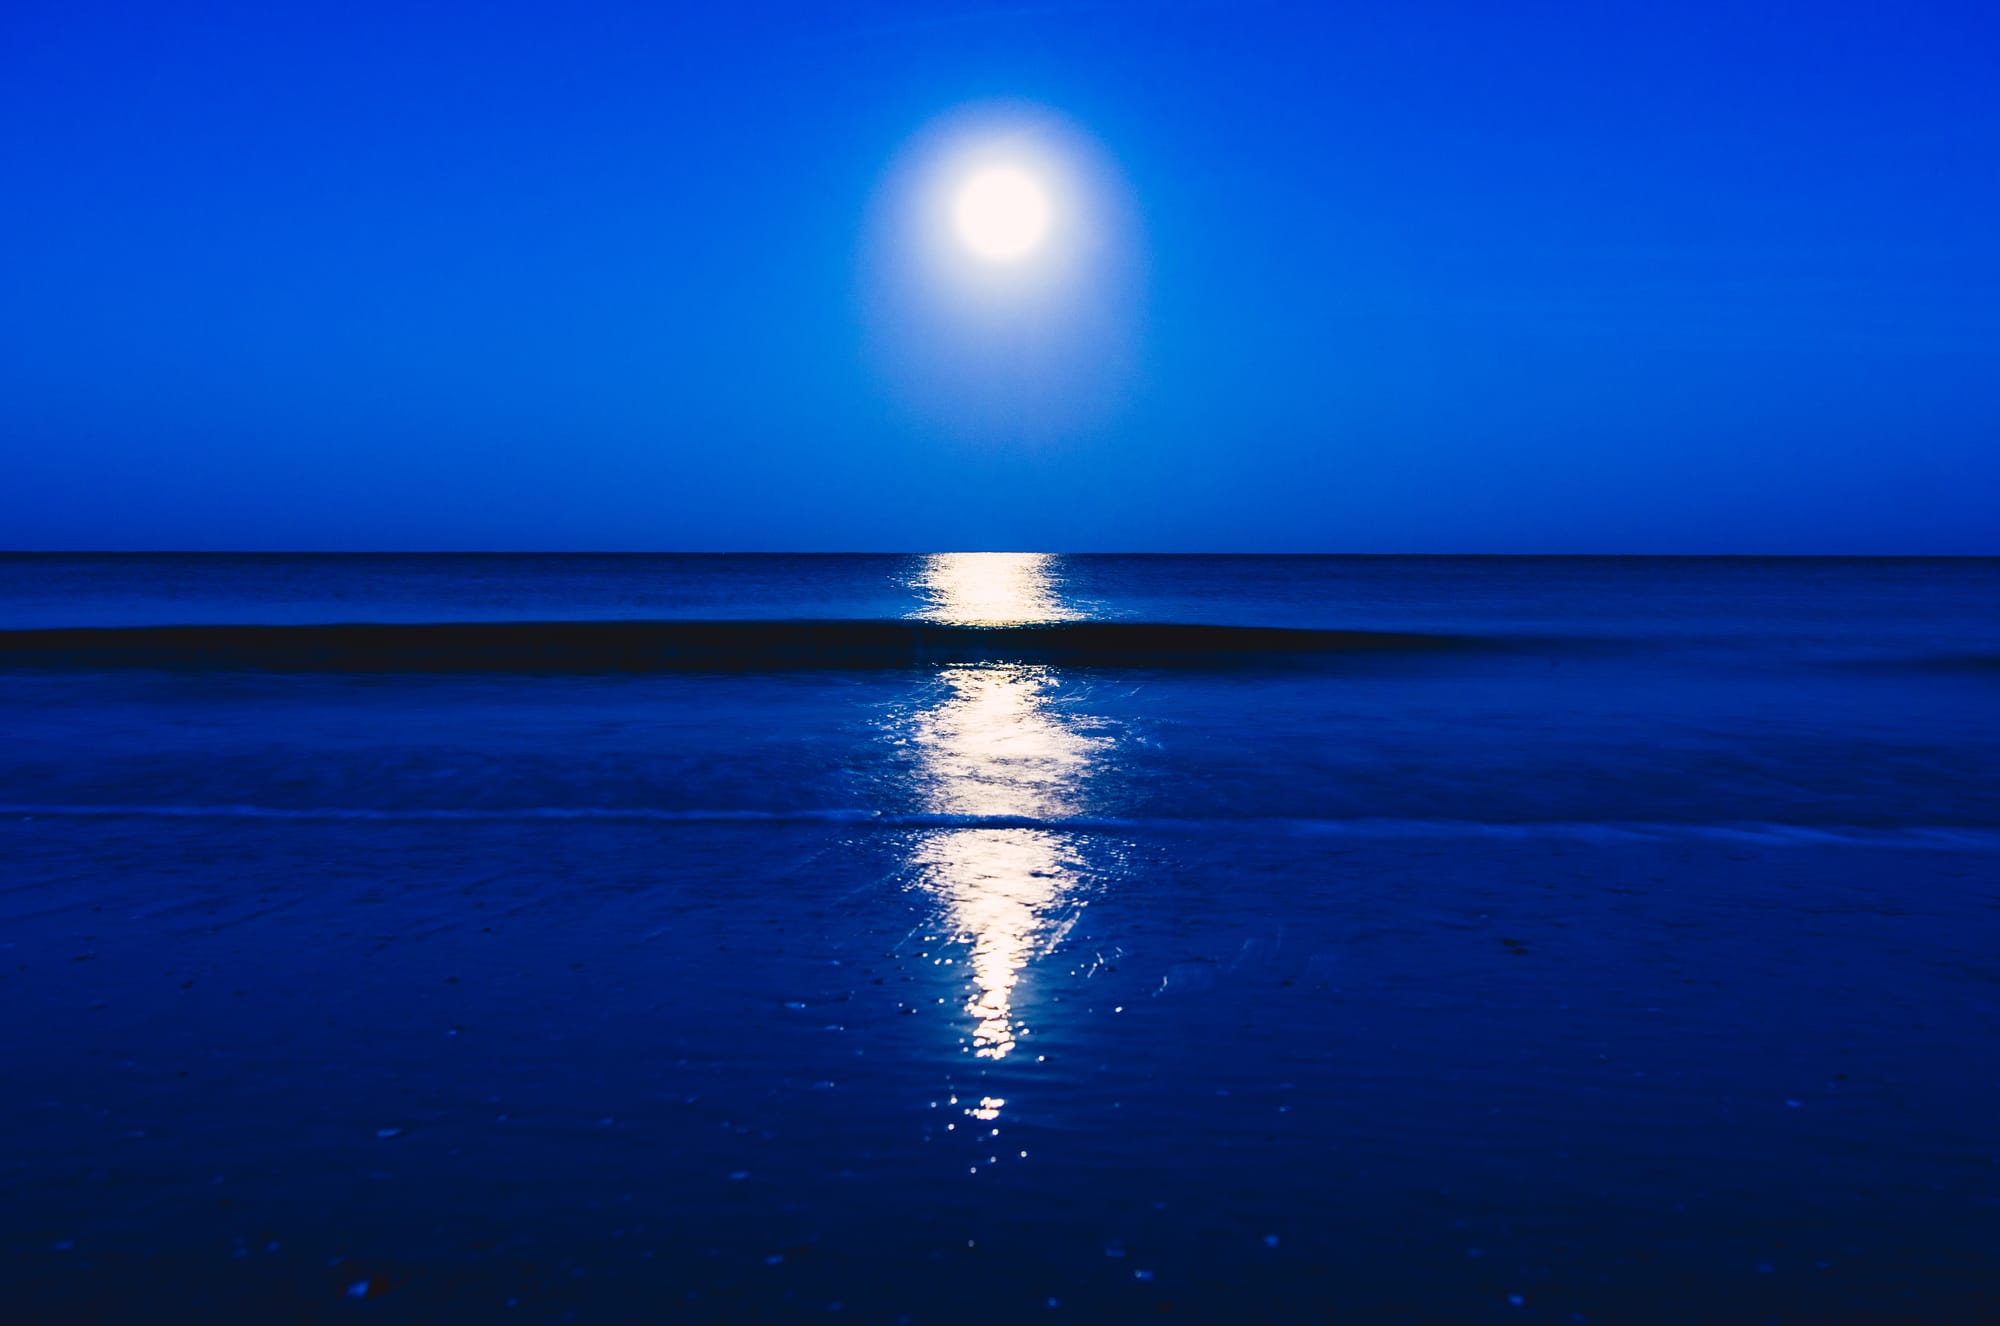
3 554 1997 1321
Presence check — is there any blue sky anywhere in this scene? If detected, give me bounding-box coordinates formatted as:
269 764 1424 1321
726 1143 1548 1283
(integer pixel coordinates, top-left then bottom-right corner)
3 0 1995 551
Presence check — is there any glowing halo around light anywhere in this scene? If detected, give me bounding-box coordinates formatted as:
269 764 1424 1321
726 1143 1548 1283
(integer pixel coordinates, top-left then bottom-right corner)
860 101 1144 443
953 166 1050 261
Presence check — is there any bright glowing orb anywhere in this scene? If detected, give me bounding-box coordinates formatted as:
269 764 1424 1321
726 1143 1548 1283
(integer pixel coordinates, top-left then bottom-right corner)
953 167 1050 261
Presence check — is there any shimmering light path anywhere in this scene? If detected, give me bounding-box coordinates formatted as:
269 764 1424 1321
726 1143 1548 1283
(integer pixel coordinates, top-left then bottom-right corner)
904 555 1105 1068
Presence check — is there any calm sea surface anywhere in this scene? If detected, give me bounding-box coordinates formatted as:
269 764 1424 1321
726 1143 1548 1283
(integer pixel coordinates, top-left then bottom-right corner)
3 555 1997 1322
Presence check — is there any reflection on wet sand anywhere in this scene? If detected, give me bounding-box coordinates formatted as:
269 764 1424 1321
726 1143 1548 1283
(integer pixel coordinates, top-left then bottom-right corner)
902 554 1105 1065
908 825 1084 1059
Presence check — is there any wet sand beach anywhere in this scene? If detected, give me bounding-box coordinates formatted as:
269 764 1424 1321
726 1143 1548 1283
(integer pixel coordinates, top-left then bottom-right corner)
6 814 1997 1322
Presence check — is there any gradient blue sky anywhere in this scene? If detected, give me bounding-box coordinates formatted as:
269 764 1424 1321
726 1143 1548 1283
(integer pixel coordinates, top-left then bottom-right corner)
4 0 1996 551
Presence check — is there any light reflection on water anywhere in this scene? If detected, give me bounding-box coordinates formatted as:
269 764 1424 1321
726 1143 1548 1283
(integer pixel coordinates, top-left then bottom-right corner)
900 554 1106 1067
909 551 1082 625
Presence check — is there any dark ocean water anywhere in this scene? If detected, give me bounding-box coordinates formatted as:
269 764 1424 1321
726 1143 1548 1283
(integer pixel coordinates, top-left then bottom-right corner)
3 555 1997 1322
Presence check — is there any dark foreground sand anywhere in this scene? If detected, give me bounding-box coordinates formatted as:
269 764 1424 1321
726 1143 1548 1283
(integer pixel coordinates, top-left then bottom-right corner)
4 816 1997 1322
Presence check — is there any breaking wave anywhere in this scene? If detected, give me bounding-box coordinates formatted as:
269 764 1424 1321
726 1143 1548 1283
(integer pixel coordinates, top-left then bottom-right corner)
0 619 1479 672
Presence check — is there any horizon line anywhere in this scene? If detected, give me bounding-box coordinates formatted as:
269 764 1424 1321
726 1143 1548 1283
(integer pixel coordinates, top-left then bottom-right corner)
2 550 1998 560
